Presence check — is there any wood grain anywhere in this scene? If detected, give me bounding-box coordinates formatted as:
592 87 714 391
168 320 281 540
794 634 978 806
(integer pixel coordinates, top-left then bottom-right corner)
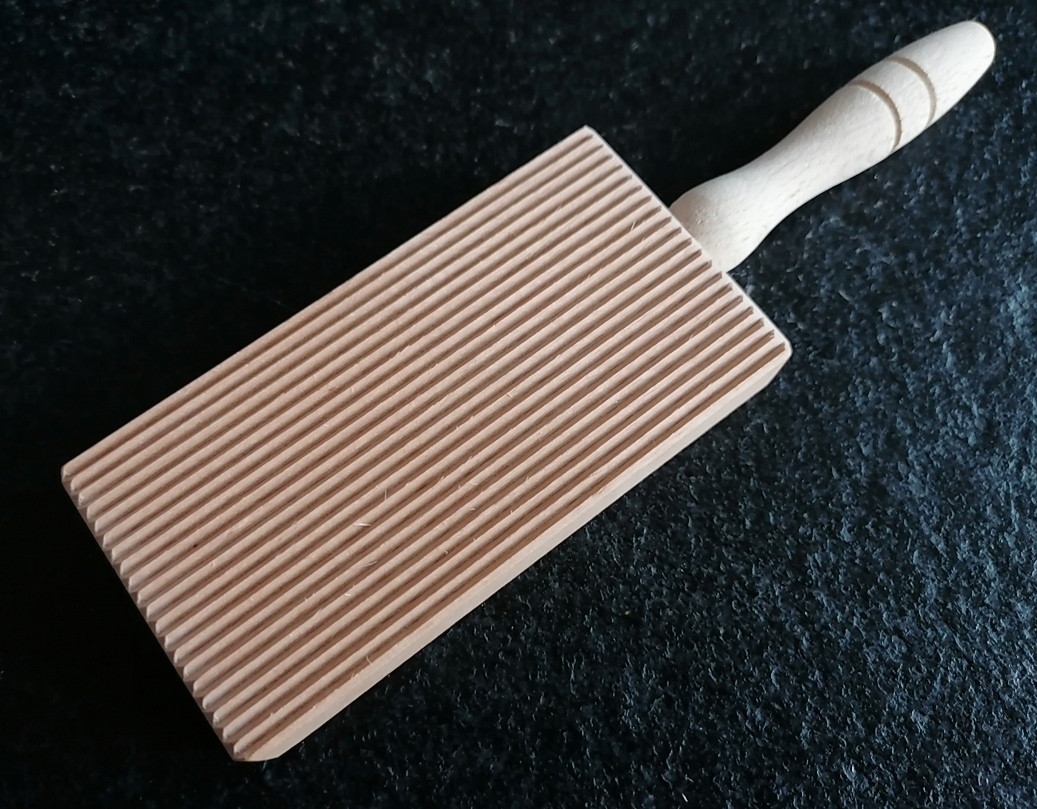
62 128 789 760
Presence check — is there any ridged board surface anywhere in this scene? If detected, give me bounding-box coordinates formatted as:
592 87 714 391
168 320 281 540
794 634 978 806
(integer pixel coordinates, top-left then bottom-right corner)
62 128 790 761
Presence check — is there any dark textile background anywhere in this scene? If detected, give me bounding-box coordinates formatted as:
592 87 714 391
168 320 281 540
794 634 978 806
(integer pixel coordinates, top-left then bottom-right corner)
2 1 1035 805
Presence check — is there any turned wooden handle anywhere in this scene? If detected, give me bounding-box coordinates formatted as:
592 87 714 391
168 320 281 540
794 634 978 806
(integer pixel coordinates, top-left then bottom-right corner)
670 21 996 274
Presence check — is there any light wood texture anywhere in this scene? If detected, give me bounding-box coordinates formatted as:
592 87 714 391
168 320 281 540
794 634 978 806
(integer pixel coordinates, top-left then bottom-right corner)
670 21 995 274
61 21 993 762
62 129 790 761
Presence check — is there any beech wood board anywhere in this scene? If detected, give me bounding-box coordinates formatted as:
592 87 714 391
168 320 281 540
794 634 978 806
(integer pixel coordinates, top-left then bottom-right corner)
62 128 791 761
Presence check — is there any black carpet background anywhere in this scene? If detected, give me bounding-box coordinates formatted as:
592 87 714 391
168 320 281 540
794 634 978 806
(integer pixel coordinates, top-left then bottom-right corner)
2 1 1035 806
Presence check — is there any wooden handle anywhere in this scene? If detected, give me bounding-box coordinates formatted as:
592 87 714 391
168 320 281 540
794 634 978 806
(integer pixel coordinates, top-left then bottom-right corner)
670 21 996 274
